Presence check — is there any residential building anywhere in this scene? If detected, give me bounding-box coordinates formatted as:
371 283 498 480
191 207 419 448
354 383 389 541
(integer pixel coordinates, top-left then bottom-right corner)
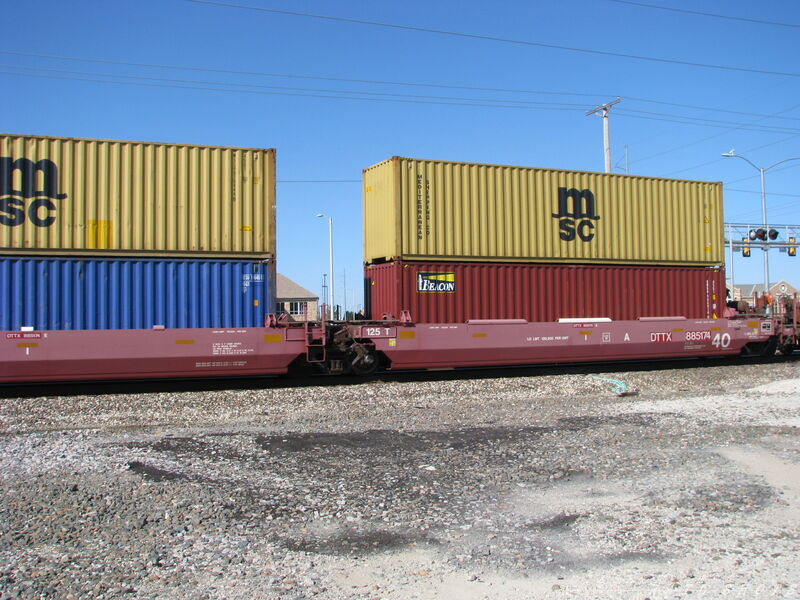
276 273 318 322
731 280 797 303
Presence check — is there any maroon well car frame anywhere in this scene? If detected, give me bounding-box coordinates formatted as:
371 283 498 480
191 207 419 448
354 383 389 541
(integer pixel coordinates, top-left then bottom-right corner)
0 312 782 384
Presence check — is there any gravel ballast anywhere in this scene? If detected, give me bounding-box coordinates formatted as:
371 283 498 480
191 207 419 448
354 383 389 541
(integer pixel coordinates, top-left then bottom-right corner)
1 359 799 599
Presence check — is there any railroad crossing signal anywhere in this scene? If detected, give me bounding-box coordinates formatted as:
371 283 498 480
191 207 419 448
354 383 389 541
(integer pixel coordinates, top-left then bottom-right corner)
748 228 779 241
741 237 750 258
726 223 799 257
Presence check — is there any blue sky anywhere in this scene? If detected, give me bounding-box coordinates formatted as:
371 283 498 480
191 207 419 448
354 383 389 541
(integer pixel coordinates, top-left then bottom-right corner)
3 0 799 310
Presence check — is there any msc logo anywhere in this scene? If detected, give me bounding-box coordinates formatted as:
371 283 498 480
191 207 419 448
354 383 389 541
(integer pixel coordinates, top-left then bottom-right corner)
417 272 455 293
0 157 67 227
552 187 600 242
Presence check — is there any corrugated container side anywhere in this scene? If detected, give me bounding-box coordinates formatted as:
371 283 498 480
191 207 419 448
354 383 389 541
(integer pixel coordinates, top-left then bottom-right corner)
0 134 276 257
364 261 724 323
1 256 275 330
363 157 399 265
363 157 724 266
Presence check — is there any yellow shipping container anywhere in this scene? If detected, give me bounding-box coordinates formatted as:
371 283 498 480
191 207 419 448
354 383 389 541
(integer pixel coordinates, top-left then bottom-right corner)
364 156 724 266
0 134 275 258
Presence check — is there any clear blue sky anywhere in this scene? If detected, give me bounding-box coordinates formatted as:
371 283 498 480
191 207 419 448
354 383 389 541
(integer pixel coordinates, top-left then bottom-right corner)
3 0 799 309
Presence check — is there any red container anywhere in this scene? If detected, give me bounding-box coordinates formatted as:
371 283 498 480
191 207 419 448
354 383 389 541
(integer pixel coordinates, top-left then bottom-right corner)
364 261 725 323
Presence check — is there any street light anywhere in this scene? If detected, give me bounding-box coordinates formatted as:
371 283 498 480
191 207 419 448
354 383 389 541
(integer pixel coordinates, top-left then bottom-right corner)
315 213 334 320
721 150 800 295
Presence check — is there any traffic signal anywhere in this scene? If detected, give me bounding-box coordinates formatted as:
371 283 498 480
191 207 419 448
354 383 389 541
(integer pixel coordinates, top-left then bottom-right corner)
741 237 751 257
790 236 797 257
749 228 767 241
768 228 779 240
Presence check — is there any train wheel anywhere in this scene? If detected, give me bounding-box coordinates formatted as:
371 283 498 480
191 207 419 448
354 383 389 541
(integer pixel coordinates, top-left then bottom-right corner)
743 337 779 357
778 343 796 356
349 351 379 376
758 337 779 357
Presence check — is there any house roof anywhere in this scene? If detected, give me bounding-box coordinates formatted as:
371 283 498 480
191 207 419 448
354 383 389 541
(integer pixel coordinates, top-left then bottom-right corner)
734 280 797 296
276 273 318 300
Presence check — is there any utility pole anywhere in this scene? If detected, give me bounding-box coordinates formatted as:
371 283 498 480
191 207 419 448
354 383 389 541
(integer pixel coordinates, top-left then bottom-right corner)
321 273 328 319
343 268 347 319
586 98 621 173
316 213 334 319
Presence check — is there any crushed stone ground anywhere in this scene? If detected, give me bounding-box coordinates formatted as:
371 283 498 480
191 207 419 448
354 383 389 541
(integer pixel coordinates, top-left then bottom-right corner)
1 358 798 599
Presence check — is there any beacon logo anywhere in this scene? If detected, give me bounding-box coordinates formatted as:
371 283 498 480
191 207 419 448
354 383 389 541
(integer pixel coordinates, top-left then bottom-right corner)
417 272 456 293
0 157 67 227
552 187 600 242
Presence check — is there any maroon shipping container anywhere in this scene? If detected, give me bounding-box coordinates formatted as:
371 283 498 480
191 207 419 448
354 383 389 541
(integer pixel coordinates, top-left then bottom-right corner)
364 261 725 323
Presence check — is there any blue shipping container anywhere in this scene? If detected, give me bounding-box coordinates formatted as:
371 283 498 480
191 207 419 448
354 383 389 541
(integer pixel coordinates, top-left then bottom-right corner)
1 256 275 331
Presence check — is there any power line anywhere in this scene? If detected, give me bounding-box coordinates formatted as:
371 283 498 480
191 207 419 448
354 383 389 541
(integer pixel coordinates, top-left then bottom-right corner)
728 204 799 222
6 63 800 144
769 203 800 216
625 96 800 122
5 49 799 124
0 64 588 108
6 65 797 137
13 63 798 130
608 0 800 29
627 104 800 170
727 188 800 198
736 133 800 155
661 146 800 179
3 52 798 172
0 69 587 111
727 161 800 184
181 0 800 78
617 108 800 133
661 158 728 178
0 50 608 99
649 134 800 177
616 111 800 135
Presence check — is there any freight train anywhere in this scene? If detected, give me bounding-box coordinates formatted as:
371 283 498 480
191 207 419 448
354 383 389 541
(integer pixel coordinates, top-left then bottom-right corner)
1 134 796 384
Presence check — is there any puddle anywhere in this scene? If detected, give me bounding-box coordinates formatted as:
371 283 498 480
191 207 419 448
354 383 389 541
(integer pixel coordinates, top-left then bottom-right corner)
127 460 185 482
283 529 434 556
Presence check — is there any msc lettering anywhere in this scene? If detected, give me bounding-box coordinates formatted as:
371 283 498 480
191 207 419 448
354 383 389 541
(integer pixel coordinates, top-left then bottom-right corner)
0 157 67 227
552 187 600 242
